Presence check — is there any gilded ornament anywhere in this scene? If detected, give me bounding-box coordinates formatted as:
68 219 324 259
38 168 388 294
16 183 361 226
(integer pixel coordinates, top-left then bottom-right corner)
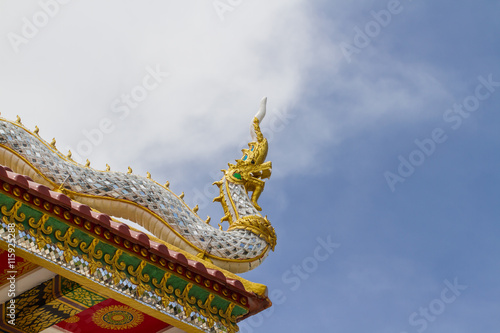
1 201 26 235
104 249 127 285
55 227 79 263
127 260 151 297
152 272 174 308
92 305 144 330
94 225 102 235
197 293 218 320
174 283 197 317
0 98 277 275
28 214 52 250
2 182 10 191
228 215 277 250
80 238 104 275
12 187 21 197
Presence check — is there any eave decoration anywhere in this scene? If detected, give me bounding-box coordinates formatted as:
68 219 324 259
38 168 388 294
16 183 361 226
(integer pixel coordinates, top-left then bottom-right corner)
0 98 276 333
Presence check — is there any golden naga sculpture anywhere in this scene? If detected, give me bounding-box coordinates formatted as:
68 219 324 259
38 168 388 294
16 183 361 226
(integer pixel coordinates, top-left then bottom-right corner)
222 117 272 211
0 98 276 273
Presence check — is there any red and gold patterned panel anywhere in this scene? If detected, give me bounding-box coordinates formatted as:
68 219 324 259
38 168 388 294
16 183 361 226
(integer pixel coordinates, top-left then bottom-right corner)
0 249 38 288
56 298 171 333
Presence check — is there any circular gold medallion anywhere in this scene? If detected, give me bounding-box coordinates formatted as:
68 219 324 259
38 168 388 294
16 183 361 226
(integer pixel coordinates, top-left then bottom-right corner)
92 305 144 330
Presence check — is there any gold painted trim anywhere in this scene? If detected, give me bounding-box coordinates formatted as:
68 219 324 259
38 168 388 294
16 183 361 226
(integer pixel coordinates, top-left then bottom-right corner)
0 184 269 297
0 241 206 333
0 195 260 315
14 191 266 303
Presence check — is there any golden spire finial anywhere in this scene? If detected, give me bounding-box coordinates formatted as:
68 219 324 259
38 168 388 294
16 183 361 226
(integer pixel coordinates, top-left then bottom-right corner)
85 159 91 167
127 167 133 174
193 205 199 214
106 164 111 171
34 126 39 135
164 181 170 188
50 138 56 149
16 115 22 125
146 172 151 179
66 150 73 161
179 192 185 199
205 216 211 224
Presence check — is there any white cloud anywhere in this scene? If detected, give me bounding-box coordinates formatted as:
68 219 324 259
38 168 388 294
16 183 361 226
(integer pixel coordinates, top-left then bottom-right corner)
0 0 318 180
0 0 455 186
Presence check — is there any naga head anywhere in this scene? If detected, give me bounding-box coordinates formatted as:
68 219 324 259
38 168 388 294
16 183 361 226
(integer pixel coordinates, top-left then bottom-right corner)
240 97 269 166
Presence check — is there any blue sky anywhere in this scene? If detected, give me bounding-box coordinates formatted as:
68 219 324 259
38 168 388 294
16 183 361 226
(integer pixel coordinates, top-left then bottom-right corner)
1 1 500 332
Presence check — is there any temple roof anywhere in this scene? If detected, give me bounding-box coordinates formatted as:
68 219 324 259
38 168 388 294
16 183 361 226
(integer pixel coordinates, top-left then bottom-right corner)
0 164 271 332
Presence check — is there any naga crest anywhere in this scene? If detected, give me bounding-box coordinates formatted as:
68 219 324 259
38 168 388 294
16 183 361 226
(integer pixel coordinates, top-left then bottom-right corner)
0 98 276 273
213 98 276 251
223 98 272 211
